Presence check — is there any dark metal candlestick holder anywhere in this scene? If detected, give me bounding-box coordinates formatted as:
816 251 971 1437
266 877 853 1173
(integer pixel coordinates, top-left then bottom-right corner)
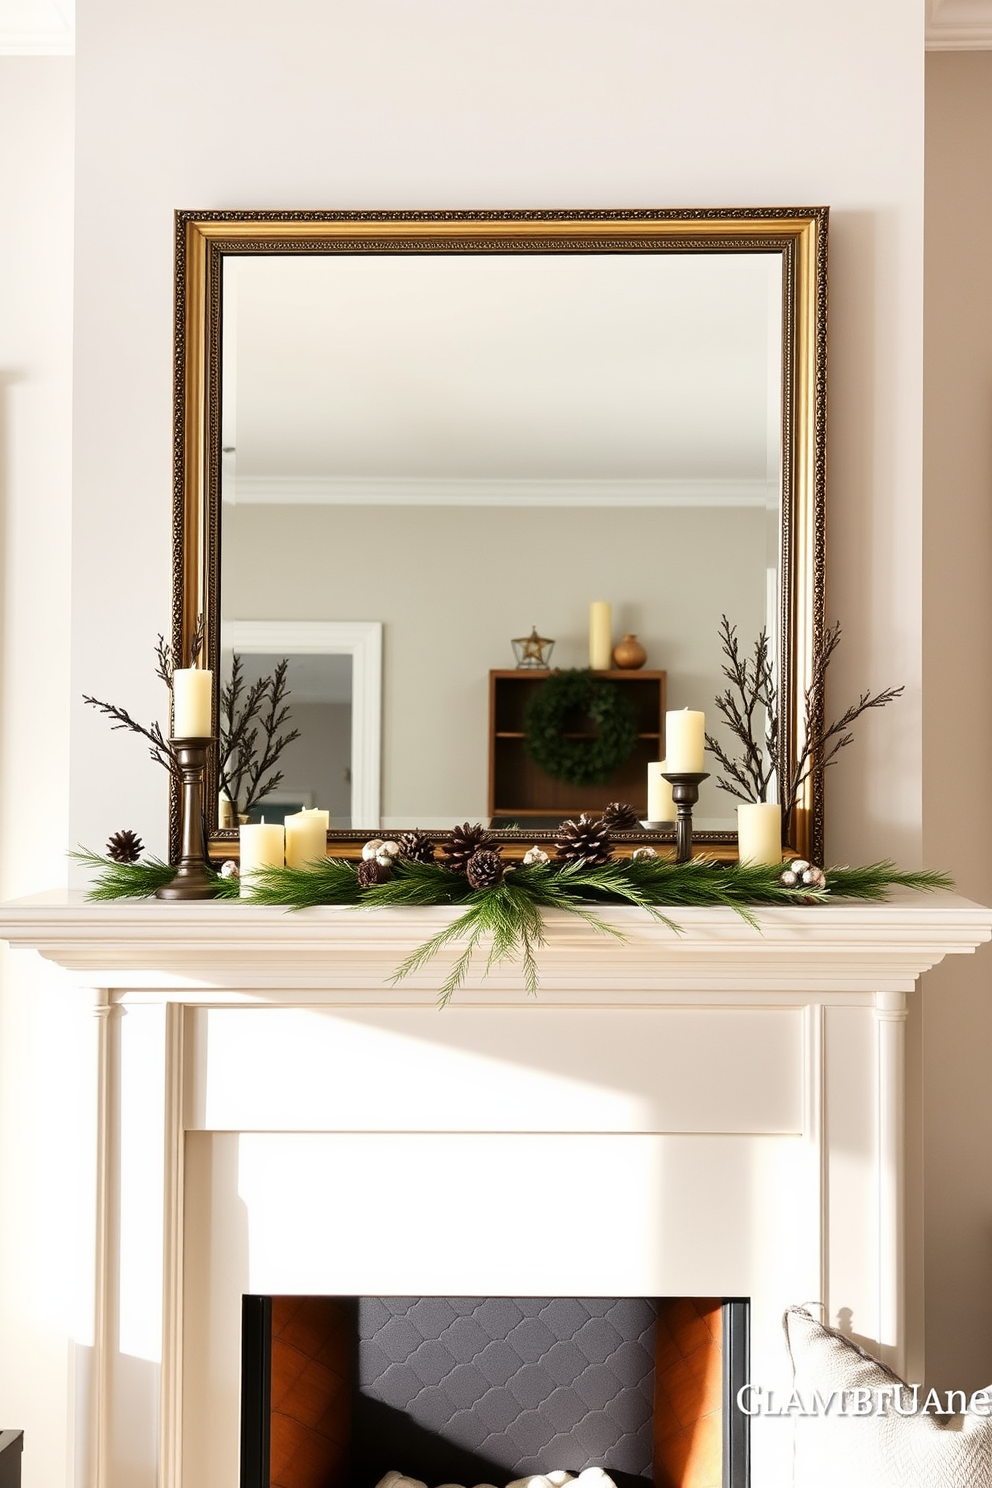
155 737 218 900
661 770 710 864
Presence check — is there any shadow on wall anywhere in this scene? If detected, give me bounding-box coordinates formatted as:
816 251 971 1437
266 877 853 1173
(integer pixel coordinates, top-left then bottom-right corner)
0 371 25 829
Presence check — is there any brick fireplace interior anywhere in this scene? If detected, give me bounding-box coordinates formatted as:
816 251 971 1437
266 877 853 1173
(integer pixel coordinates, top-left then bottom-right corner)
240 1297 749 1488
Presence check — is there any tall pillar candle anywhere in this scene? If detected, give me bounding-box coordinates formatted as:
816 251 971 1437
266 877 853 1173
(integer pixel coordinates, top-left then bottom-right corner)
736 802 782 865
239 819 285 895
284 809 328 869
647 761 675 823
665 708 705 772
589 602 613 671
173 668 213 737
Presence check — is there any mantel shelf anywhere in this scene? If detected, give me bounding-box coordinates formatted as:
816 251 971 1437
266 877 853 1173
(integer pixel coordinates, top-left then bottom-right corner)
1 890 989 999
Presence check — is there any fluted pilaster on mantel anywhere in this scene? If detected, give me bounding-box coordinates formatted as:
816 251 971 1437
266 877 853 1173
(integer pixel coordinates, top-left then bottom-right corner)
0 889 989 998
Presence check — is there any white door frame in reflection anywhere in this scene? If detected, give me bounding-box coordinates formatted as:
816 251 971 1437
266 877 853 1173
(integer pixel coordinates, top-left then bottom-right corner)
220 619 382 827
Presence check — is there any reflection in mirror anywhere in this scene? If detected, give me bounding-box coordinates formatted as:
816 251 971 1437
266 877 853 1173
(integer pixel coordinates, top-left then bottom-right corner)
220 251 782 831
219 620 382 827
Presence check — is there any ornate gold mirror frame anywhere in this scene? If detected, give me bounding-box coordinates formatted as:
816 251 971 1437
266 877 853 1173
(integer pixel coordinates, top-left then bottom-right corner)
171 207 826 863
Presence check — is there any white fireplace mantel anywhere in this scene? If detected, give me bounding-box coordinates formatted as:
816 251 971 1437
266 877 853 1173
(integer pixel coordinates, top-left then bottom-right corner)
3 888 990 993
2 890 990 1488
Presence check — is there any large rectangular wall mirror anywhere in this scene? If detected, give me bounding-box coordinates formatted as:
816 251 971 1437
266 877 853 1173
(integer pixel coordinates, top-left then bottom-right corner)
172 208 826 861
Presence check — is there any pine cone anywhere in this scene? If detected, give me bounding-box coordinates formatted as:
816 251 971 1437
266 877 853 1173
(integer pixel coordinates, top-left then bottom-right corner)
106 829 144 864
602 801 641 831
554 813 613 868
398 829 436 865
442 822 496 874
357 857 391 888
466 847 504 890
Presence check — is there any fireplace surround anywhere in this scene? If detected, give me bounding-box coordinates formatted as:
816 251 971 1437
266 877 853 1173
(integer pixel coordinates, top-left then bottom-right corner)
0 891 990 1488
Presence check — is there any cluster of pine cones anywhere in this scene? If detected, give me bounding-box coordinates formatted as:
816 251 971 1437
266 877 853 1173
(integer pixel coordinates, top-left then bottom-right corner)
356 829 439 887
553 802 641 868
356 802 642 889
443 822 505 889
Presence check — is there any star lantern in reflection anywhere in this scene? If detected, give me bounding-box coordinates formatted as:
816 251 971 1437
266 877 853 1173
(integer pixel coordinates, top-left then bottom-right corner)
512 627 555 670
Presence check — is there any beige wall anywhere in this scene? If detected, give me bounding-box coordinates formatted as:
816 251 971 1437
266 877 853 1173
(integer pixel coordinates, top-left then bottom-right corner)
0 5 939 1484
921 50 992 1394
223 501 769 824
278 701 352 824
0 55 81 1488
67 0 925 871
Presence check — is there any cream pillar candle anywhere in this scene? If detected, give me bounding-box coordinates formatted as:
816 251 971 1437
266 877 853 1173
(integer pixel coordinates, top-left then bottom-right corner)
301 806 330 833
736 802 782 865
239 819 285 895
665 708 705 772
589 602 613 671
284 809 328 869
173 668 213 737
647 761 675 822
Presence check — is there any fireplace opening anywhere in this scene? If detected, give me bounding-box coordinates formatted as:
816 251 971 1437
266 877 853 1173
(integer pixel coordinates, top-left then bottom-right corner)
240 1298 749 1488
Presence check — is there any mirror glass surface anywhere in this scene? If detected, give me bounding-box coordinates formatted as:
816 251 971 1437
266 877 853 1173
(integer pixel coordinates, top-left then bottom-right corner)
219 250 783 831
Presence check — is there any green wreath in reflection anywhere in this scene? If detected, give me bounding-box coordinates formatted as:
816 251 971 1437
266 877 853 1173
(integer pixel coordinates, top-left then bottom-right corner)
523 668 638 787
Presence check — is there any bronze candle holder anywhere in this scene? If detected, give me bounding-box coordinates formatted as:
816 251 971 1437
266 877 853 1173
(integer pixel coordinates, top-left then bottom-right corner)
155 737 218 900
661 770 710 865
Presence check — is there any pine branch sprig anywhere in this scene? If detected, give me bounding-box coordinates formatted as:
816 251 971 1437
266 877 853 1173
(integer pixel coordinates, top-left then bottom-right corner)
824 861 954 900
242 857 362 906
71 849 241 899
71 848 177 898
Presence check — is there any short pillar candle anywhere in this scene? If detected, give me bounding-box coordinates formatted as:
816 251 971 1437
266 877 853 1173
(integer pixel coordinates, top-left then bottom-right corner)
239 820 285 895
737 802 782 865
647 761 675 822
284 809 328 869
173 668 213 737
665 708 705 773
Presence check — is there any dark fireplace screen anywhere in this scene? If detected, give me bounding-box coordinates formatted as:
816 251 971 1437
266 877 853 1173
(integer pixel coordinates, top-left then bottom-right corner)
241 1296 749 1488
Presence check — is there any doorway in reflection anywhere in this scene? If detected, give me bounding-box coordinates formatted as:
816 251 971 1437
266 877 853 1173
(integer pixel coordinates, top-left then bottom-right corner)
231 651 353 827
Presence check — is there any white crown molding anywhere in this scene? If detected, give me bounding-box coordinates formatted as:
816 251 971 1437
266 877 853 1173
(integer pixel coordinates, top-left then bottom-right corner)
0 0 73 53
227 473 780 510
927 0 992 49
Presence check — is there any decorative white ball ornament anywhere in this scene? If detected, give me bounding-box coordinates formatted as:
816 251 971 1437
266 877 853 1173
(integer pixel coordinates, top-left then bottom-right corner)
631 846 659 860
779 868 799 888
522 845 550 866
362 839 385 861
219 859 239 879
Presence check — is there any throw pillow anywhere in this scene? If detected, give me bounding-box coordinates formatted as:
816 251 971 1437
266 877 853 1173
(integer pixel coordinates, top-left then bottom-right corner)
784 1306 992 1488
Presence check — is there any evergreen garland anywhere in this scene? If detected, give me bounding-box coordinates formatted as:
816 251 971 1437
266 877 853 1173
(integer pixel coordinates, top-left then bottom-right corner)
74 848 953 1008
523 669 638 786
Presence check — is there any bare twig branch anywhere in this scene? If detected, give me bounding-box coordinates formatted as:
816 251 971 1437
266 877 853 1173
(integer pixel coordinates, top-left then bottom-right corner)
82 695 178 776
188 614 205 668
154 635 174 691
706 617 778 804
217 655 301 816
709 616 904 847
